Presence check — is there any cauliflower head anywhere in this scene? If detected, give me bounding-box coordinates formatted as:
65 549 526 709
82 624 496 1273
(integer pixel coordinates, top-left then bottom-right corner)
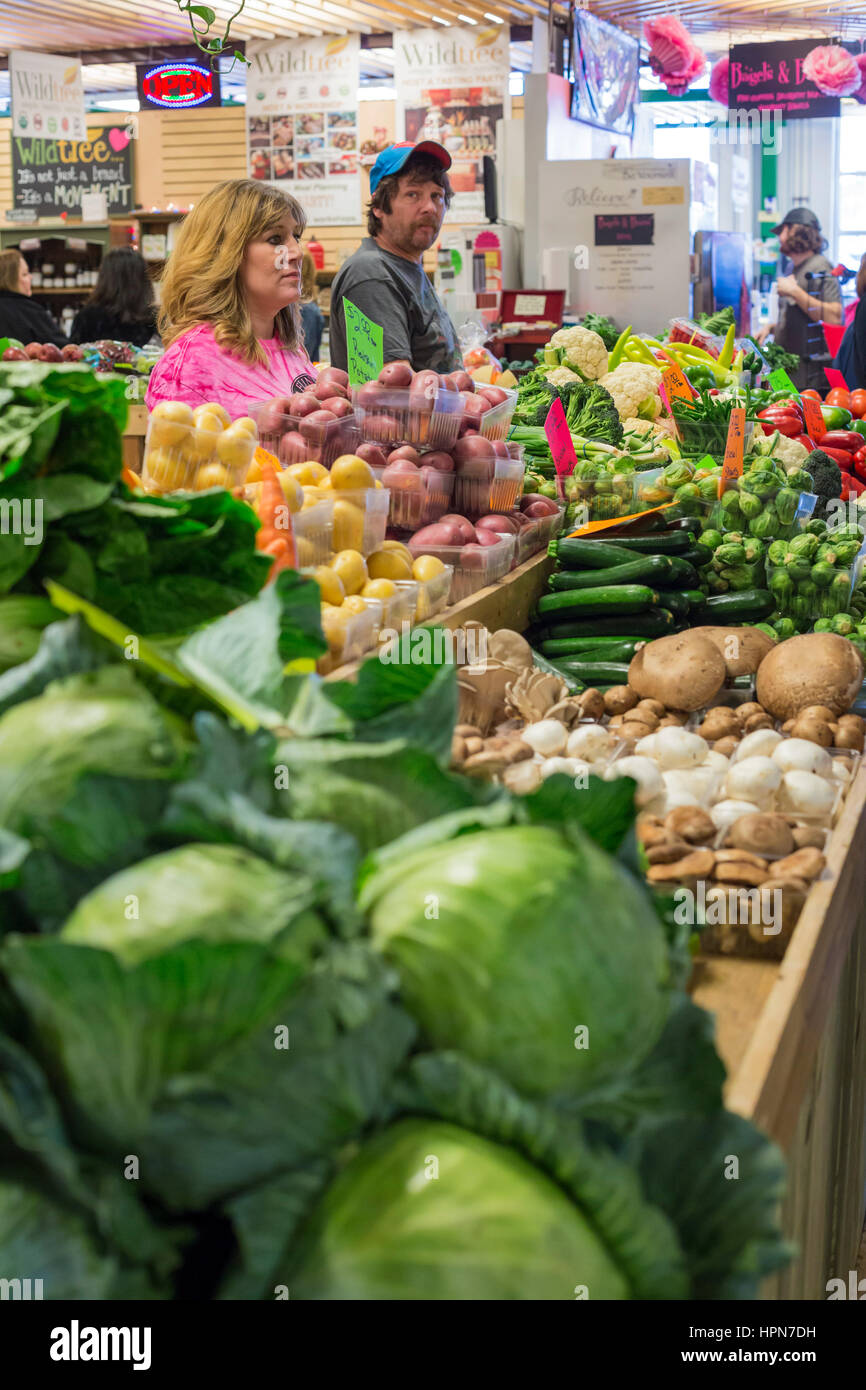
622 415 676 442
754 429 810 472
544 365 581 387
598 363 663 420
548 326 609 380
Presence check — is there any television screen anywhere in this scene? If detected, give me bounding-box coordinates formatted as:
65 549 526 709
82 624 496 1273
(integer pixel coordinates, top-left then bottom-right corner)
571 13 639 136
137 54 222 111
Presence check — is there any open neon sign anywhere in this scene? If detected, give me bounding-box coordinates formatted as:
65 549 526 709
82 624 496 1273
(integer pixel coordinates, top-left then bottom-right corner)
141 62 218 109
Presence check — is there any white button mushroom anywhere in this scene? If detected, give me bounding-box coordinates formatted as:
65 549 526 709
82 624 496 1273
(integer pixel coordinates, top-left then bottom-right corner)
663 765 725 804
521 720 567 758
731 728 783 763
650 727 709 769
540 756 586 781
635 732 661 760
566 724 611 763
724 756 782 809
702 750 732 774
831 757 854 783
771 737 832 778
710 798 763 831
605 756 663 807
777 769 836 816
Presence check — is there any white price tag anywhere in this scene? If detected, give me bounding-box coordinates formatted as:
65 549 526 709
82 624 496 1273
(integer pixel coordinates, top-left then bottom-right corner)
513 293 547 316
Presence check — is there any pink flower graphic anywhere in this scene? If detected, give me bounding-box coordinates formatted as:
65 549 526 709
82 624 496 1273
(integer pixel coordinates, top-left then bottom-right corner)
852 53 866 105
643 16 707 96
802 44 861 98
709 56 729 107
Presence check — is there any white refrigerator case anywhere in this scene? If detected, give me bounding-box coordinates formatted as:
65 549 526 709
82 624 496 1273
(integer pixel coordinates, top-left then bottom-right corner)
435 223 522 327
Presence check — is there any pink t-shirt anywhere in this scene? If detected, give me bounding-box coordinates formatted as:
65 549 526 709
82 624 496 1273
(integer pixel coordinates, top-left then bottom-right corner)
146 322 316 419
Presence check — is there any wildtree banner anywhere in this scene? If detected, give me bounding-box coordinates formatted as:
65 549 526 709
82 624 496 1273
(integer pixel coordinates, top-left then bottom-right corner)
245 35 361 226
11 125 134 216
393 25 511 220
9 50 86 139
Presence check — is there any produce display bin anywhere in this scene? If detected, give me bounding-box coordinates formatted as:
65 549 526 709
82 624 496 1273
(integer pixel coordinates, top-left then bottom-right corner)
363 581 418 642
142 416 256 494
352 386 463 450
318 604 378 673
291 498 334 568
454 456 524 517
371 465 454 530
313 486 390 556
477 388 518 441
250 403 359 467
413 564 454 621
515 505 565 565
407 532 514 603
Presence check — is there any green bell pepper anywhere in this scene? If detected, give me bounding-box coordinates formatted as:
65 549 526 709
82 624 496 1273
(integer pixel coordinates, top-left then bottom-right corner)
821 404 853 430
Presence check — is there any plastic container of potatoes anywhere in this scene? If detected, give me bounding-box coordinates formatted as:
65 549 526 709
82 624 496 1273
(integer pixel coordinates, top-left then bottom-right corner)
310 486 390 556
290 498 334 568
370 464 454 530
351 384 463 450
477 387 518 441
413 564 454 621
453 456 525 517
407 532 514 604
142 402 257 493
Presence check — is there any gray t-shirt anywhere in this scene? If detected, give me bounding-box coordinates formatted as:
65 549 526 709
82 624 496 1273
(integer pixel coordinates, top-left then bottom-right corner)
329 237 461 375
776 253 841 388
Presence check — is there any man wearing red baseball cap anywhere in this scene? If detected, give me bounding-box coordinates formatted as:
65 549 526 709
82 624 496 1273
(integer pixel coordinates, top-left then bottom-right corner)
329 140 463 375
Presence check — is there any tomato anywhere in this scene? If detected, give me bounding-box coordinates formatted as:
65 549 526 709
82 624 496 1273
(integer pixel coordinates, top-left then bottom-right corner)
849 389 866 419
826 387 851 408
800 389 822 400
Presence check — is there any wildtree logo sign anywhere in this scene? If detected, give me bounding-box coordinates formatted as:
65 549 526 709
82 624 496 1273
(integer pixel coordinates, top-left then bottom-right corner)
12 127 134 216
8 50 86 138
137 59 221 110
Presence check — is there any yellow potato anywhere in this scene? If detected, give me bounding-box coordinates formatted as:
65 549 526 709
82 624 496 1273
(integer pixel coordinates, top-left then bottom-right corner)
231 416 258 437
149 400 194 448
342 595 368 615
367 548 413 581
216 427 256 472
287 461 329 486
276 472 304 512
412 554 446 581
332 498 365 553
321 604 350 653
381 539 414 561
195 462 231 491
330 454 375 491
194 402 231 429
301 487 323 510
362 578 396 600
245 458 264 483
182 425 221 464
294 535 315 567
311 565 345 607
331 549 368 596
145 446 189 491
189 408 225 437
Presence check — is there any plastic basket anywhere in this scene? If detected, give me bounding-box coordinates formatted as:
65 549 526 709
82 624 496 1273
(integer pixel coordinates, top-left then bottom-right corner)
312 486 390 556
371 464 454 529
477 388 518 441
454 456 525 516
407 532 514 603
515 505 566 565
142 413 256 494
318 604 378 673
351 385 463 449
250 402 360 467
413 564 454 620
291 498 334 568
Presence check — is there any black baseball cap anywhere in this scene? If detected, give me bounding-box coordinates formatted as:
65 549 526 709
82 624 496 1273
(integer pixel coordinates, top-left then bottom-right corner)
773 206 821 234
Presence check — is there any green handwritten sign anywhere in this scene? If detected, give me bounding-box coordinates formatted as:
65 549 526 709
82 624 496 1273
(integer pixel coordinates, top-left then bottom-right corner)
344 298 383 387
768 368 797 395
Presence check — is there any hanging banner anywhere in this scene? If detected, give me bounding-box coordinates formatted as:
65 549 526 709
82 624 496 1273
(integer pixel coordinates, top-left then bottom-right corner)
393 25 511 221
9 50 86 139
11 126 134 216
245 36 361 227
728 39 852 120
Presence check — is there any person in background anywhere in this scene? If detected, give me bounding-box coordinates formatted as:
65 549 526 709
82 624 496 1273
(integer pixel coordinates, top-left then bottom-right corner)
0 249 68 347
834 252 866 389
756 208 842 391
146 179 315 418
299 251 324 362
329 141 462 375
70 248 158 348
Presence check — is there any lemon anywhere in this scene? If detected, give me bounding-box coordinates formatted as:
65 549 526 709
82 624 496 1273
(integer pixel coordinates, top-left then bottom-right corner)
277 472 304 512
362 578 396 600
412 554 446 581
367 548 413 581
195 462 231 491
194 402 231 429
149 400 193 448
332 498 366 552
330 454 375 491
145 446 189 491
342 595 368 615
311 565 345 606
331 549 368 595
287 461 329 486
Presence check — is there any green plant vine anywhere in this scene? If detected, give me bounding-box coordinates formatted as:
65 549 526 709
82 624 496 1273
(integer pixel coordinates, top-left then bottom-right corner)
173 0 250 69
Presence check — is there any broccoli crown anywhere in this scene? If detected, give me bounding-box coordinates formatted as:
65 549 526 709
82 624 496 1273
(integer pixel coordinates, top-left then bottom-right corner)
806 451 843 516
560 380 624 446
513 371 559 427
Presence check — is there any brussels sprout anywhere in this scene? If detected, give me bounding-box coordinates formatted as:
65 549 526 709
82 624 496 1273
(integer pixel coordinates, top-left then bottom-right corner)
719 489 743 516
662 461 694 489
804 518 827 536
698 474 721 500
715 542 746 567
748 509 778 539
831 612 855 636
697 527 723 551
813 618 834 633
768 568 794 598
741 469 780 499
767 539 788 566
773 616 797 639
811 562 835 589
774 488 799 527
742 538 764 565
788 532 819 558
786 469 814 492
737 491 764 520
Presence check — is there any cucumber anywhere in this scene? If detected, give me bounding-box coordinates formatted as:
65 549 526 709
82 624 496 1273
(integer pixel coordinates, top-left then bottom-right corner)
654 590 691 620
536 585 657 619
592 531 693 555
550 660 631 686
689 589 775 622
536 608 676 641
537 636 645 659
549 555 673 590
655 556 701 588
548 537 639 569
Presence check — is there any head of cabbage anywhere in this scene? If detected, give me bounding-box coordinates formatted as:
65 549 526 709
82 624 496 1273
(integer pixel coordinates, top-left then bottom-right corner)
360 825 670 1097
289 1118 635 1300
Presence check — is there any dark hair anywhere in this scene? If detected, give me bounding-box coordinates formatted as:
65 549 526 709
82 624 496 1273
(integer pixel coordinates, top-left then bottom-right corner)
88 248 155 323
785 223 826 256
366 153 453 237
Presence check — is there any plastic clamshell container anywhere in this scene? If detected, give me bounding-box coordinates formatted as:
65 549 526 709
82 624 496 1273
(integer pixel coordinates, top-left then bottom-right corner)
291 498 334 568
413 564 454 621
371 465 454 530
313 486 390 556
504 439 525 463
454 456 525 516
142 415 256 494
477 387 518 441
251 402 360 467
363 581 419 642
515 505 565 565
407 531 514 603
351 385 463 449
766 564 852 620
317 604 378 674
563 471 642 523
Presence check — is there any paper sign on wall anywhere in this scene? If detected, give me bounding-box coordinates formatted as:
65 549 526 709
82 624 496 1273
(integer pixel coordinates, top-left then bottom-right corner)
344 298 383 386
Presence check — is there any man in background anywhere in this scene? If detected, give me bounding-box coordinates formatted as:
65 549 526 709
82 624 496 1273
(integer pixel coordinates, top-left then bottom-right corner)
329 141 462 375
757 207 842 391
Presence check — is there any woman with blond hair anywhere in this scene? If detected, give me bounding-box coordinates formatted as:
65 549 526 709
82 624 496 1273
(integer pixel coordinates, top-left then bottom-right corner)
146 179 316 418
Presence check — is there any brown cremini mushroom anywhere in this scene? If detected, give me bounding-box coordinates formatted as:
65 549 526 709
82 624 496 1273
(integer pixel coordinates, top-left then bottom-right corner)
603 685 638 717
726 812 795 858
664 805 716 844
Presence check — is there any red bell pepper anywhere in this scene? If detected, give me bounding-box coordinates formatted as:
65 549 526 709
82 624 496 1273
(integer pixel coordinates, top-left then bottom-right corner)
819 430 865 453
840 476 850 502
819 445 860 467
757 410 803 438
848 474 866 495
794 434 816 452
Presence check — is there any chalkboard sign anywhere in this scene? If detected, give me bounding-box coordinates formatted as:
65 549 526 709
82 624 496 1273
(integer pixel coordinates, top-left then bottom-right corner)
11 126 134 217
594 213 654 246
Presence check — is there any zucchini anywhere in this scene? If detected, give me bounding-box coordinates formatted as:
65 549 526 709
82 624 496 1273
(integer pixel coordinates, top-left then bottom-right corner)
689 588 775 622
593 531 693 555
654 590 691 620
550 660 631 685
536 608 676 641
655 556 700 588
681 589 706 608
548 537 639 569
536 585 657 619
549 555 673 591
680 545 713 569
537 636 645 659
531 650 584 693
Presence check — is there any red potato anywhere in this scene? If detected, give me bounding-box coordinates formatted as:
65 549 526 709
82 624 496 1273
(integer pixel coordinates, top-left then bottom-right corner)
381 459 420 488
378 362 413 389
413 521 468 547
461 396 488 424
316 366 350 390
476 513 519 535
278 430 309 463
356 381 384 410
410 369 440 403
437 513 477 544
437 374 459 392
478 385 509 407
288 392 321 418
312 376 348 402
2 346 28 361
61 344 83 361
356 442 389 469
364 414 403 442
419 463 447 486
256 397 293 434
39 343 63 362
25 343 43 359
320 396 353 418
454 435 495 466
491 440 511 459
450 370 475 393
388 445 422 464
472 528 505 548
459 542 494 568
418 450 455 474
523 498 560 518
298 408 337 441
